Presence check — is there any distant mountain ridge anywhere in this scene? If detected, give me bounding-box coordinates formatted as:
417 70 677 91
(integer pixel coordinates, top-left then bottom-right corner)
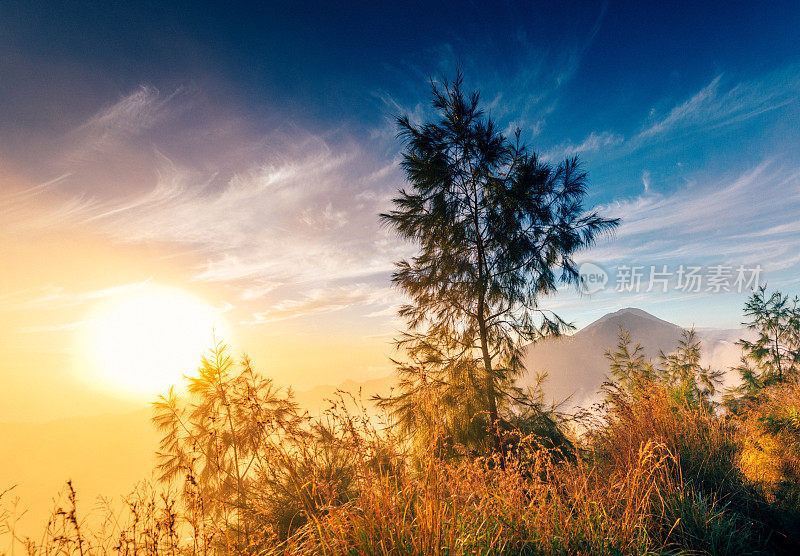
293 375 395 415
520 307 744 411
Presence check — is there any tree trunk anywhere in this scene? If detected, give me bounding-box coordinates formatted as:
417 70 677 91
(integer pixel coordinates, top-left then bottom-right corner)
477 300 501 453
775 332 783 382
471 174 501 454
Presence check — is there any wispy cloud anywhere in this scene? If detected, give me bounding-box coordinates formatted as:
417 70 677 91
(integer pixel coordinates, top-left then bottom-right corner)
639 75 722 138
66 85 189 162
641 170 651 192
541 67 800 169
80 85 178 134
545 131 624 160
192 255 283 283
637 68 800 141
586 160 800 273
0 280 153 311
246 285 395 324
4 58 800 336
379 15 608 145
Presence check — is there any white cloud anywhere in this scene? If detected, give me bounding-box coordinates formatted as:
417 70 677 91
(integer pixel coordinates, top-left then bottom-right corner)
79 85 174 135
545 131 624 159
640 75 722 138
85 86 187 137
585 160 800 274
192 255 282 283
246 285 395 324
0 280 153 311
6 63 799 335
637 69 800 140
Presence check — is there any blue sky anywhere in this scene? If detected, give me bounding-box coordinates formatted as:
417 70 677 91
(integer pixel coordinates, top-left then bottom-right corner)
2 1 800 414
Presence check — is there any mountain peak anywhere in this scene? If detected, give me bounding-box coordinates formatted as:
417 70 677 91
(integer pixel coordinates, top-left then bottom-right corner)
581 307 679 333
616 307 657 317
522 307 698 412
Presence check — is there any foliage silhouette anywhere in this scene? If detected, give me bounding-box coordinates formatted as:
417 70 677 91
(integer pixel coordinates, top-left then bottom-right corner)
605 326 723 410
378 72 619 453
732 286 800 402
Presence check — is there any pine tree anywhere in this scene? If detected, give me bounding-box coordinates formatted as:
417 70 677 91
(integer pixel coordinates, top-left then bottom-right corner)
728 286 800 407
152 342 304 547
379 74 619 453
658 328 722 409
738 286 800 386
605 325 654 395
605 326 721 409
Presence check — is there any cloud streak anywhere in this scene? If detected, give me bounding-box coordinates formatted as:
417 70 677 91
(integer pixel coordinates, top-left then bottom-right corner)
586 160 800 275
544 131 624 160
637 68 800 141
0 280 153 312
246 285 396 324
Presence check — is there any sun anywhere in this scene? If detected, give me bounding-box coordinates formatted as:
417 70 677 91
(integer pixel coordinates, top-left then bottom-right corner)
84 285 225 397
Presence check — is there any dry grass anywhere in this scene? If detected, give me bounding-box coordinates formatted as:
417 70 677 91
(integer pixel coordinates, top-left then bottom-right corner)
4 374 800 555
735 383 800 526
284 441 670 555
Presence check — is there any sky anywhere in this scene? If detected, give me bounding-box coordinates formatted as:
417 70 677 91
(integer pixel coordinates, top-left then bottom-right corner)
1 0 800 421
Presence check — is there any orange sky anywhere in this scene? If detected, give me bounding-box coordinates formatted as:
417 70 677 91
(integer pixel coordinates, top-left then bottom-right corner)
0 165 398 422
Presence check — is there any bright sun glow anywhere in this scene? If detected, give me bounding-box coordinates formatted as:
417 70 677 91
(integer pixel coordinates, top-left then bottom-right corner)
85 286 225 397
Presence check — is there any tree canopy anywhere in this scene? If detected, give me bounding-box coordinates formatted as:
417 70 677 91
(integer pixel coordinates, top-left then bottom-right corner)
728 286 800 405
379 74 619 453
